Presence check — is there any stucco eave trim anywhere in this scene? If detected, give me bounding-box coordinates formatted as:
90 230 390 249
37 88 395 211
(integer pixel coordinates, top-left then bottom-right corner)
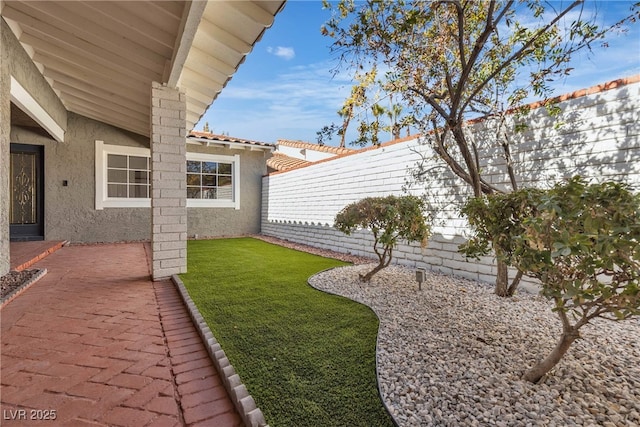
10 76 65 143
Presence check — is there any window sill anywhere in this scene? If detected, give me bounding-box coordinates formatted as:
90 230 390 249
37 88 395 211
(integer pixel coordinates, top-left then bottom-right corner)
187 199 239 209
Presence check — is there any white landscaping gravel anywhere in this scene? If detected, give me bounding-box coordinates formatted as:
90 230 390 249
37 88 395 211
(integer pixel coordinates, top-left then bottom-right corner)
309 264 640 427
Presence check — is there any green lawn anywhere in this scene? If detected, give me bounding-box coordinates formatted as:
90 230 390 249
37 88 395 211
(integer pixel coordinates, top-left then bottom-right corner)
180 237 394 427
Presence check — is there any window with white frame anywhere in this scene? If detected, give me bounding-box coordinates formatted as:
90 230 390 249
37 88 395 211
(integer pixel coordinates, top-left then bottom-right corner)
95 141 240 210
95 140 151 209
107 154 150 198
186 152 240 209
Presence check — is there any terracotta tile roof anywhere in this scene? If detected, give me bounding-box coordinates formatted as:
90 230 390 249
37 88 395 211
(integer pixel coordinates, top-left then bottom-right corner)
267 133 420 176
277 139 354 155
267 152 311 171
188 131 274 149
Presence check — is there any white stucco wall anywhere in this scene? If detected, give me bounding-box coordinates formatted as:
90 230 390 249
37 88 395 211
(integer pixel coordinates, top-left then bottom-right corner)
262 79 640 290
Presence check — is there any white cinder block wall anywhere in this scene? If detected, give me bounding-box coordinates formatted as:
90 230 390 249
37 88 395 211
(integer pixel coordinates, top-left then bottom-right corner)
262 78 640 289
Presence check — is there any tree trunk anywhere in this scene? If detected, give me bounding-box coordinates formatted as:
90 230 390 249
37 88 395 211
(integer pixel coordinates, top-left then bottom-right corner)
360 245 392 282
494 247 522 297
523 328 579 383
360 261 386 282
495 258 509 297
506 269 523 296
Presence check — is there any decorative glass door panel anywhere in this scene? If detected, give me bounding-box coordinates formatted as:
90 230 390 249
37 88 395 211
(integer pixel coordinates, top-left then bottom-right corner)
10 151 37 224
9 144 44 241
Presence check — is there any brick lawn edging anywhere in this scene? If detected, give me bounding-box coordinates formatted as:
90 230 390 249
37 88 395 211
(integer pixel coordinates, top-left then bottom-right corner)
171 274 269 427
0 268 47 309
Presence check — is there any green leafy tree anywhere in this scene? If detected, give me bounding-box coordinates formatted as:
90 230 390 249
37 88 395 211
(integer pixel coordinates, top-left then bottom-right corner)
318 70 414 146
384 100 410 141
461 177 640 383
322 0 639 296
460 187 545 294
335 195 432 282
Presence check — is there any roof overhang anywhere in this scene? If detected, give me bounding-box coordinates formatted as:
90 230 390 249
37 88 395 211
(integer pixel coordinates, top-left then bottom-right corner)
187 135 275 152
10 75 64 142
1 0 285 137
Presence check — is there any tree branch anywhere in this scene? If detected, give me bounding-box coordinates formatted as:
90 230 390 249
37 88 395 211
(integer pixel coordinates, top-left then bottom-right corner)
452 0 504 115
461 0 583 114
496 113 519 191
427 122 498 194
555 298 573 333
408 87 450 121
440 0 468 70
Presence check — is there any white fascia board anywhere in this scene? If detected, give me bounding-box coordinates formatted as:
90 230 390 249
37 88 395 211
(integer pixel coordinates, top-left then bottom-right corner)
188 137 274 152
207 140 275 151
10 76 65 143
205 139 273 152
167 0 207 88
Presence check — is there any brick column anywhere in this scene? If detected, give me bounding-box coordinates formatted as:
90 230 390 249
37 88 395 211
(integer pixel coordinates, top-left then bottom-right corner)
150 82 187 280
1 26 11 276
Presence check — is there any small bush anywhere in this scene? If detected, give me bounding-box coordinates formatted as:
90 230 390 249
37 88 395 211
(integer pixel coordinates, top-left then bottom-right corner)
335 195 431 282
462 176 640 382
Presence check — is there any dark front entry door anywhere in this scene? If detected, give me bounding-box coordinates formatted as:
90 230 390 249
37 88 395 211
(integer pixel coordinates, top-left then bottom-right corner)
10 144 45 241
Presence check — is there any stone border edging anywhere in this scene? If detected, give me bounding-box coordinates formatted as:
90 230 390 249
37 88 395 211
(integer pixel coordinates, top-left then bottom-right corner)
171 274 270 427
308 266 400 427
1 268 48 310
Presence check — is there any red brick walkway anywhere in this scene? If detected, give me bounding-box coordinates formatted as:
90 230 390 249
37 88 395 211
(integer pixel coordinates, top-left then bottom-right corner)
0 243 242 427
9 240 66 271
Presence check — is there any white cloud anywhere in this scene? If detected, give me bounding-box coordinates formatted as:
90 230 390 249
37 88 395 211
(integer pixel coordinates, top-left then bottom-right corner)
267 46 296 60
201 61 359 144
201 2 638 146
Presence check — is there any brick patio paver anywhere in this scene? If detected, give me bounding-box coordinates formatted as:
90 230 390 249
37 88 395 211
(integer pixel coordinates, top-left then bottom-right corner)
153 279 243 427
9 240 66 271
0 243 243 427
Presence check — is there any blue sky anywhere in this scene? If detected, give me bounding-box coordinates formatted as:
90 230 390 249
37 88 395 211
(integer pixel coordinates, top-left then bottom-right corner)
197 1 640 146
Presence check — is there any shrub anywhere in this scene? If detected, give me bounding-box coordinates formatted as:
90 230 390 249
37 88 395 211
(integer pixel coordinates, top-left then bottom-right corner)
460 187 545 295
335 195 431 282
462 176 640 382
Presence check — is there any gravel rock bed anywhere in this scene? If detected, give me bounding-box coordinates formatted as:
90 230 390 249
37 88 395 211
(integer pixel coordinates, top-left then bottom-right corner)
309 264 640 427
1 269 45 303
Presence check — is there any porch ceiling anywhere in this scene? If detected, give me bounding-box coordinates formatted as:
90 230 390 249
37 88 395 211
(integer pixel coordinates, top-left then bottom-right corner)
1 0 285 137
